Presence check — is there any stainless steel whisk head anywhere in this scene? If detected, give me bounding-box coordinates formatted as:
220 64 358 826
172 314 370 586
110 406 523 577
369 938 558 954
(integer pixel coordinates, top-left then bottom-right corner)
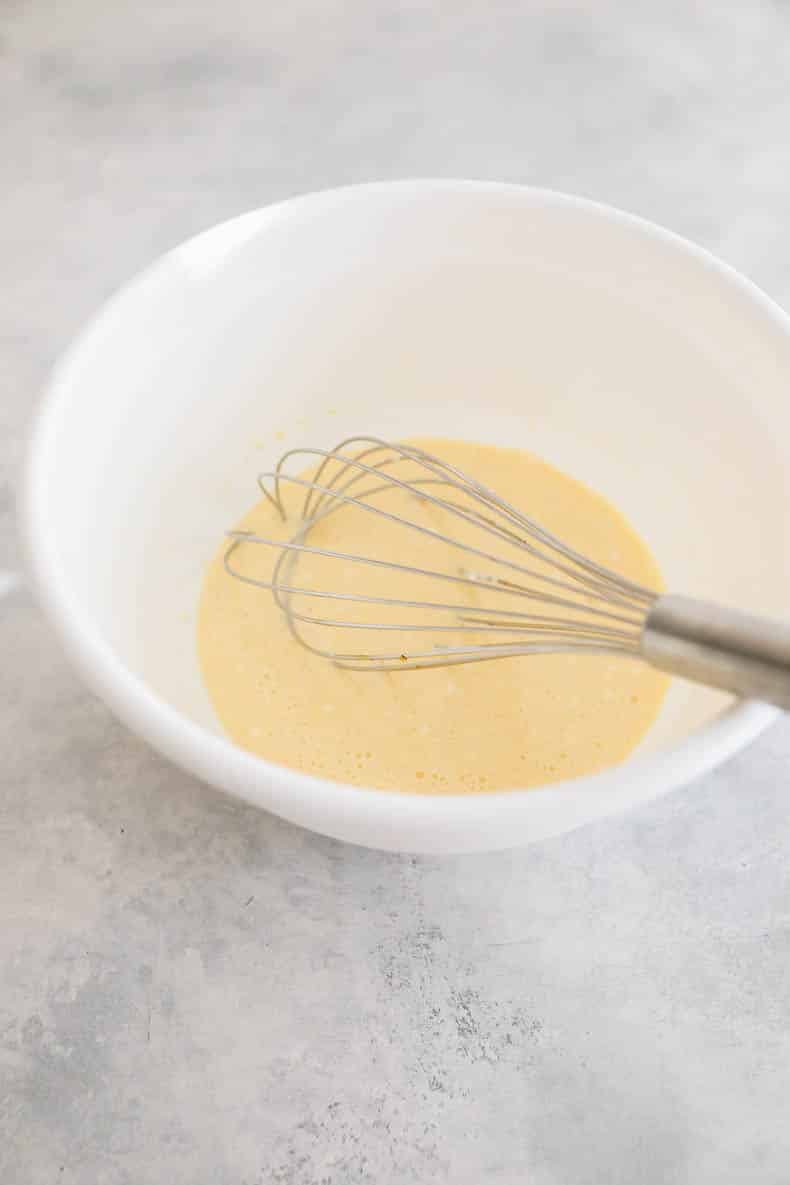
224 437 790 708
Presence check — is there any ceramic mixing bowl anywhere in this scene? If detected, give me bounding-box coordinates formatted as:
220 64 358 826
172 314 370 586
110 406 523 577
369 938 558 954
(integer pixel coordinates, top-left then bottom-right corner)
22 181 790 852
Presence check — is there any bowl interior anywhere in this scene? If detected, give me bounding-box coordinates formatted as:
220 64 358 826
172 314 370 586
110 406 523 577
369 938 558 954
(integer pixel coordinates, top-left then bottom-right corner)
35 184 790 781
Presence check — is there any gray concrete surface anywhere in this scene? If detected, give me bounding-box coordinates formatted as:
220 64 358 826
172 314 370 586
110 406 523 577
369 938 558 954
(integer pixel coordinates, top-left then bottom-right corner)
3 2 790 1182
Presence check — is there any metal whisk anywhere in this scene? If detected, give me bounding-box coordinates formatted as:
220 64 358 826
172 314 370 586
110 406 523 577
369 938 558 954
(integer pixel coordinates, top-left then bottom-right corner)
224 437 790 710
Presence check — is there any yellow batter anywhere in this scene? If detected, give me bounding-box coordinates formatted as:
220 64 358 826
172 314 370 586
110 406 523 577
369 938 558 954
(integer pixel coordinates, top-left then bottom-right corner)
199 439 669 793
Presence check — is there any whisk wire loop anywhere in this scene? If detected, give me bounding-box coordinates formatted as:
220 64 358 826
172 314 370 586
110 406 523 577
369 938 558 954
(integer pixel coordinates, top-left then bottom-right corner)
224 438 657 670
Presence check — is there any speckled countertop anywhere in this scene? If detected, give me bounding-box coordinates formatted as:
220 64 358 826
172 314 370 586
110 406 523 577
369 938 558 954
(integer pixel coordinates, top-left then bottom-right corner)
3 3 790 1182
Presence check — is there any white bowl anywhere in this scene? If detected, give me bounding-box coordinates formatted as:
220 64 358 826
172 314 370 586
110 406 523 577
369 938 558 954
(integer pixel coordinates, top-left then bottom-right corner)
23 181 790 853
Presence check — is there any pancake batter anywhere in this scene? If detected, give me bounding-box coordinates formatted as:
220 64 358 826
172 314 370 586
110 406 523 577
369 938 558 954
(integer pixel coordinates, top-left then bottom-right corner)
199 439 669 793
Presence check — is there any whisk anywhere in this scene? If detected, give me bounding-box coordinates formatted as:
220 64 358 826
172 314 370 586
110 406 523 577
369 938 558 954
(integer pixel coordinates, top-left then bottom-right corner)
224 437 790 711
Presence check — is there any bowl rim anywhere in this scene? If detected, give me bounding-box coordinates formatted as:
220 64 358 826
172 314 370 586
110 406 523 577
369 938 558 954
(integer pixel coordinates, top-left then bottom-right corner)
21 179 782 849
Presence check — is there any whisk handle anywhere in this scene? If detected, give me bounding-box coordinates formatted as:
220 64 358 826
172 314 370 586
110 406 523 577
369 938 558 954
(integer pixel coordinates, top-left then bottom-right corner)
641 594 790 710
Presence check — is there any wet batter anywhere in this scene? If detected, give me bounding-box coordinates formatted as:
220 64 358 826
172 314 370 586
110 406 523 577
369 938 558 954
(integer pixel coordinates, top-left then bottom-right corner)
199 439 669 793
